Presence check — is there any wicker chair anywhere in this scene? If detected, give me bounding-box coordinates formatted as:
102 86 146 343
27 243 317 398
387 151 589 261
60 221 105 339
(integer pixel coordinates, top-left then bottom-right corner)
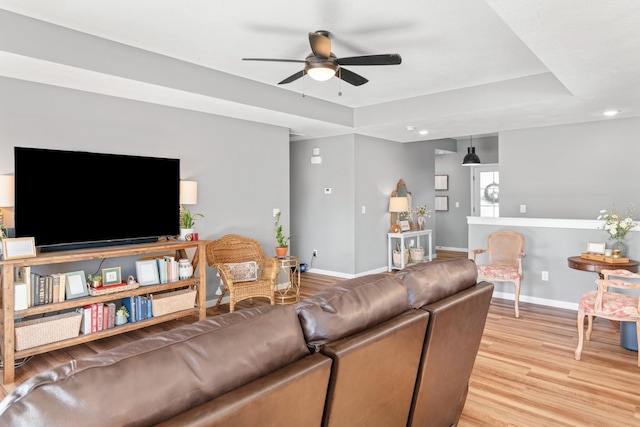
206 234 277 312
472 231 525 317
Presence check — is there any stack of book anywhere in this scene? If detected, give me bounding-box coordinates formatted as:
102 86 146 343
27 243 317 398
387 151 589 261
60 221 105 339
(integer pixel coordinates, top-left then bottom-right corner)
120 295 152 323
14 266 66 310
79 302 116 334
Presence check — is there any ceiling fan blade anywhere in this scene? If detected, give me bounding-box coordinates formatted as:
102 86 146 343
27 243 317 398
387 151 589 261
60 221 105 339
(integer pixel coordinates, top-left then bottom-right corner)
278 70 306 85
337 54 402 66
309 32 331 59
337 67 368 86
243 58 306 63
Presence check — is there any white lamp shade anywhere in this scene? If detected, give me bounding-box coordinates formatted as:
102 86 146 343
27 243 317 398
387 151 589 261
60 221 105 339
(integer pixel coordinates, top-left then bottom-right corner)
389 196 409 213
307 67 336 81
0 175 14 207
179 180 198 205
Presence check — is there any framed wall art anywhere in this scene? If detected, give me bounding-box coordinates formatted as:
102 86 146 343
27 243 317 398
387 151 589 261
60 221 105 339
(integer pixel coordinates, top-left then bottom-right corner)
435 196 449 211
435 175 449 191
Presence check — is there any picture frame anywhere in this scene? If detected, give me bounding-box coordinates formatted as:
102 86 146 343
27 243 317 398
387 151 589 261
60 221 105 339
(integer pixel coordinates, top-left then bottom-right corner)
586 241 606 255
102 266 122 286
1 237 36 260
435 196 449 211
400 220 411 231
435 175 449 191
65 270 89 299
135 260 160 286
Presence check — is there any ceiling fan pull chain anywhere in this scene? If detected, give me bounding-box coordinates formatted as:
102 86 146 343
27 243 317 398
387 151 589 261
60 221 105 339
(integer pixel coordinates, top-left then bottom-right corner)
338 68 342 96
302 72 306 97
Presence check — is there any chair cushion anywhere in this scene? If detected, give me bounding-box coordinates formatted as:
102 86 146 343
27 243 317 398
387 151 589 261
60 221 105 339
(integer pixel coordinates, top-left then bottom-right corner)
227 261 258 282
580 290 640 318
477 264 520 281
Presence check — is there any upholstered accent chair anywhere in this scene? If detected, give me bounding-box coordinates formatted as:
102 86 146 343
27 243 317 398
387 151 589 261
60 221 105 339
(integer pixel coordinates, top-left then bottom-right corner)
575 269 640 367
472 231 525 317
206 234 277 312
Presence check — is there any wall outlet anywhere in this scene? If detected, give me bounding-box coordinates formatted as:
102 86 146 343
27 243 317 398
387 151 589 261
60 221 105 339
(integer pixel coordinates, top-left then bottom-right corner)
542 271 549 281
313 249 318 257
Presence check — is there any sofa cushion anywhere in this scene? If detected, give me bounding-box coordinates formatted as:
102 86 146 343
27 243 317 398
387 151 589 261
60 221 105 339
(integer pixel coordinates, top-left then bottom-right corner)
0 304 310 427
295 273 409 350
395 258 478 308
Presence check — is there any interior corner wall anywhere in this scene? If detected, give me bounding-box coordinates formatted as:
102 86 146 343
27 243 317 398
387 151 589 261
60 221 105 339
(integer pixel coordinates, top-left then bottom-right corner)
0 76 290 301
499 117 640 219
290 134 356 275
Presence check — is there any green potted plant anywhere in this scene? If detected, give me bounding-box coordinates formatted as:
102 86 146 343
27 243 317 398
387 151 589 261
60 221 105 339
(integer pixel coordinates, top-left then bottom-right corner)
274 211 291 257
87 274 102 288
115 305 129 326
180 208 204 241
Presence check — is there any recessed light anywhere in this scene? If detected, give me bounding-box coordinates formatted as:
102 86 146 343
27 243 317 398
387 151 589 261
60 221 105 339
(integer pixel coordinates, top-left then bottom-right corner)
418 130 429 135
406 126 416 131
603 110 619 117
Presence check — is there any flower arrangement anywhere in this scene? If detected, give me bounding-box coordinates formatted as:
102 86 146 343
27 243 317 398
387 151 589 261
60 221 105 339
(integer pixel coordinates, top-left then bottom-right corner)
412 204 433 217
597 204 636 242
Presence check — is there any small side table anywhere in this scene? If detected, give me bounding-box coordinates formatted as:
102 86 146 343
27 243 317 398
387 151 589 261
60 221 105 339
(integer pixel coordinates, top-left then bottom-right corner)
274 256 300 304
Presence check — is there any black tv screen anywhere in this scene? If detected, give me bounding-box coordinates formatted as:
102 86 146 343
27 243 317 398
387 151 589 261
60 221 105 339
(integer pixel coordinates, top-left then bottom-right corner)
14 147 180 250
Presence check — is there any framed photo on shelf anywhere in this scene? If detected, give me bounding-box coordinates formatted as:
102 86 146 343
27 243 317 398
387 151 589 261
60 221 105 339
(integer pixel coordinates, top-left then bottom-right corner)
1 237 36 260
136 260 160 286
586 242 606 255
435 196 449 211
400 220 411 231
435 175 449 191
65 270 89 299
102 266 122 286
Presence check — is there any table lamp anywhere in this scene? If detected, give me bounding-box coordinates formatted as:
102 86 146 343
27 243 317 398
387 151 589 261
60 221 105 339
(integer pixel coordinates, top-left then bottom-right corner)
179 180 198 227
389 196 408 233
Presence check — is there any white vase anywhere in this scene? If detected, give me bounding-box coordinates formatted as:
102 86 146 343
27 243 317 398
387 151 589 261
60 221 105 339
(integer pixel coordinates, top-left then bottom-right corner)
179 228 194 241
179 259 194 280
115 312 127 326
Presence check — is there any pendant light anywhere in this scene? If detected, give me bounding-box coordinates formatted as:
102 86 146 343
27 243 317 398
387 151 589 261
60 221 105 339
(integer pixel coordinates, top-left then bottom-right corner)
462 135 481 166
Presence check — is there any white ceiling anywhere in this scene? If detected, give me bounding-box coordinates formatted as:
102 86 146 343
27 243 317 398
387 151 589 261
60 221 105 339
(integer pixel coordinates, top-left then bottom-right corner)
1 0 639 143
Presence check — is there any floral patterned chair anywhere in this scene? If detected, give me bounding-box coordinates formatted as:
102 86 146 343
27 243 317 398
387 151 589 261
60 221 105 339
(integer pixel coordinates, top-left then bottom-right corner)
575 269 640 367
471 231 525 317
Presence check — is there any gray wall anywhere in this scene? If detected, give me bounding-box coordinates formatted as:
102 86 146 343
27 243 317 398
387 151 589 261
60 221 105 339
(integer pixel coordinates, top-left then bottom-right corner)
0 77 290 301
435 135 499 250
291 134 445 276
500 118 640 218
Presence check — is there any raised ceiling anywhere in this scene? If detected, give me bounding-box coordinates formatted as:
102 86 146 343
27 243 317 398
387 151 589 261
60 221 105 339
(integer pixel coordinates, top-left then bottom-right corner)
1 0 639 142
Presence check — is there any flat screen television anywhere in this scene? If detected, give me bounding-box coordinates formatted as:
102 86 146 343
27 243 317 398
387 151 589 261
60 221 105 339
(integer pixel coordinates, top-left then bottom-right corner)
14 147 180 251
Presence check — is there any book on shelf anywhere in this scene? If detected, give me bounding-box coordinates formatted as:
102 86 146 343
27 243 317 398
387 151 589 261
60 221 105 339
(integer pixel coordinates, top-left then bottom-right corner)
95 302 104 332
80 305 93 335
121 297 137 323
105 302 116 329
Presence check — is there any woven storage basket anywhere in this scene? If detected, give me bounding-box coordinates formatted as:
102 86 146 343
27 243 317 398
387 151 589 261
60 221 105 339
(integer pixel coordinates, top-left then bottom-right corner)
409 248 425 263
15 311 82 351
151 288 196 317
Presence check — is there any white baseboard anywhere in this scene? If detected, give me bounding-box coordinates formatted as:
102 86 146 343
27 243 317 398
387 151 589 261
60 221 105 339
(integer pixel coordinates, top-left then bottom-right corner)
493 291 578 311
435 246 468 252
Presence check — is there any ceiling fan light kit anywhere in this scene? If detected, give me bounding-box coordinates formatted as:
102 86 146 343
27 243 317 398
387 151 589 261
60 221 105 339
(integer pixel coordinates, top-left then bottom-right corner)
243 30 401 87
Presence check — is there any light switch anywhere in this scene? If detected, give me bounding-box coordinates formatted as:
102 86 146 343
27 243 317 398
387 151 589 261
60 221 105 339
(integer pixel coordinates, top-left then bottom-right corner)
520 204 527 213
361 206 366 214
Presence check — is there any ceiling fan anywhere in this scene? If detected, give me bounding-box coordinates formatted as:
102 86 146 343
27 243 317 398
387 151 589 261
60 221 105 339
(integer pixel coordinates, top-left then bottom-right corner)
242 30 402 86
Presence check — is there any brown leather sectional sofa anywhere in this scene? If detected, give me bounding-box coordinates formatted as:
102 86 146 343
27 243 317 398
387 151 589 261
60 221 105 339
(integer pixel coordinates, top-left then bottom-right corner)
0 258 493 427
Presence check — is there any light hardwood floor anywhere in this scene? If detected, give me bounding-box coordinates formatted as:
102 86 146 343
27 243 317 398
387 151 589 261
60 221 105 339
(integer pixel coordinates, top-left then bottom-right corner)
2 255 639 426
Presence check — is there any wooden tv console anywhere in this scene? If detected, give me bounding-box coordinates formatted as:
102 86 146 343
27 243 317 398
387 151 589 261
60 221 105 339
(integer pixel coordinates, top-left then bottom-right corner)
0 239 208 385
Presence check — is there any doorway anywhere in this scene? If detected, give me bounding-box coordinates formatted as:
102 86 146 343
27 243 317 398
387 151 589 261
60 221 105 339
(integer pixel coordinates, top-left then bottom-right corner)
471 164 499 217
